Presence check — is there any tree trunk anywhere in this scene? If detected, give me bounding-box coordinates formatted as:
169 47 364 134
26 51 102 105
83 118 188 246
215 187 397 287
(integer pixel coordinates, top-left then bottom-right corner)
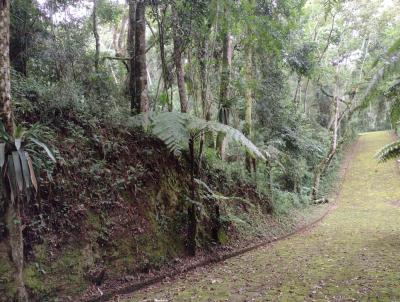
0 0 13 132
133 1 149 113
311 67 340 201
293 75 302 106
117 12 128 54
199 38 210 121
153 4 172 111
127 0 136 110
0 2 28 300
5 202 28 302
187 137 197 256
303 78 310 114
216 32 233 160
172 5 188 113
244 47 254 173
92 0 100 73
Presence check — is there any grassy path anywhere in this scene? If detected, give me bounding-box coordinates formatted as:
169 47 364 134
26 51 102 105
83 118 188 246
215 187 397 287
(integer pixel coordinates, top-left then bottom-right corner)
122 131 400 302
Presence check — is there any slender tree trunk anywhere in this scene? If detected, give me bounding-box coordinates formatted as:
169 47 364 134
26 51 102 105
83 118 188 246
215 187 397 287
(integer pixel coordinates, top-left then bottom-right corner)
303 78 310 114
199 38 210 121
117 12 128 54
293 75 302 106
92 0 100 73
153 4 171 111
133 1 149 113
244 47 253 172
0 2 28 300
127 0 136 110
172 5 188 113
311 66 340 201
216 32 233 160
187 137 197 256
187 49 200 116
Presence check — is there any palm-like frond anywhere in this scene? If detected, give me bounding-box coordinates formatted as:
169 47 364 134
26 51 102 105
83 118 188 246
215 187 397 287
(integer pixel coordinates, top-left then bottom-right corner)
375 140 400 162
361 57 400 110
200 120 265 160
130 112 266 161
362 37 400 110
129 112 189 155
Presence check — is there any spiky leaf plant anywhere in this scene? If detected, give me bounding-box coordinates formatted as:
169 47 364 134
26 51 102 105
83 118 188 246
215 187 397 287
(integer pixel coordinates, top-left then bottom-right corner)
0 122 56 203
130 112 266 161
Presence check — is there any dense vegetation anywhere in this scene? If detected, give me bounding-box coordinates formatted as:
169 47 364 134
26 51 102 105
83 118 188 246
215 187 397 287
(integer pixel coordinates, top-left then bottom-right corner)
0 0 399 301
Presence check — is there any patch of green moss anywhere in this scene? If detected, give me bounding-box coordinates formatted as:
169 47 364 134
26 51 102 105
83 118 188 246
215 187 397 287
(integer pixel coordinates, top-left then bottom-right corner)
56 248 89 291
24 264 50 299
21 243 91 300
0 245 16 302
217 229 228 244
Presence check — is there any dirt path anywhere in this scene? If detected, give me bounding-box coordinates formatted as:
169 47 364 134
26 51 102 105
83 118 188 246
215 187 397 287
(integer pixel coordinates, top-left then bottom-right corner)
120 131 400 302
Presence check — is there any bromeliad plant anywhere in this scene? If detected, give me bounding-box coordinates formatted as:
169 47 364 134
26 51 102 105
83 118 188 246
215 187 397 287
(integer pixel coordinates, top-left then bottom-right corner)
0 122 56 202
0 121 56 302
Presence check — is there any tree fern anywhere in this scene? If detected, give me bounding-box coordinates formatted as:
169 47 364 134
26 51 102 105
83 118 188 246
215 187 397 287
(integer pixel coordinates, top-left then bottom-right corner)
376 140 400 162
130 112 266 161
129 111 188 155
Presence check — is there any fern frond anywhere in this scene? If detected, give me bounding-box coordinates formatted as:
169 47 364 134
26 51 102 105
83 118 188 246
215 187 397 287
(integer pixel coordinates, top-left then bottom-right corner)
130 112 266 161
129 112 189 156
201 120 266 161
375 140 400 162
151 112 189 156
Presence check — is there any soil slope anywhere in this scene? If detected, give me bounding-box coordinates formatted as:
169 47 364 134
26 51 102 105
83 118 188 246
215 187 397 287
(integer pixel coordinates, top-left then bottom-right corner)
121 131 400 301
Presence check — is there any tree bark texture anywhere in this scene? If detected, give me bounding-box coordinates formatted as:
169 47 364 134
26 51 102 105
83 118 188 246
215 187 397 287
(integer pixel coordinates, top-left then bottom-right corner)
134 1 149 113
127 0 136 110
216 33 233 160
244 47 256 174
0 2 28 300
172 5 188 113
0 0 13 132
92 0 100 73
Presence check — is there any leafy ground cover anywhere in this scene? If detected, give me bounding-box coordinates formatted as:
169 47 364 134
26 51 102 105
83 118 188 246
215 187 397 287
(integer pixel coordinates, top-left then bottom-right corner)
119 131 400 302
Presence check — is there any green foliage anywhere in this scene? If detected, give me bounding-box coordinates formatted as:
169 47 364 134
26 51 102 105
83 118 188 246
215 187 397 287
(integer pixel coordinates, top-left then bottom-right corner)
375 140 400 162
0 123 56 204
130 112 266 160
97 0 124 24
362 38 400 112
288 42 317 78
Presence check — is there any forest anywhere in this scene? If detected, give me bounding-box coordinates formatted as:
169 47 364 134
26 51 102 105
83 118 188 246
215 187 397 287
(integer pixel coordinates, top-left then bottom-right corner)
1 0 400 301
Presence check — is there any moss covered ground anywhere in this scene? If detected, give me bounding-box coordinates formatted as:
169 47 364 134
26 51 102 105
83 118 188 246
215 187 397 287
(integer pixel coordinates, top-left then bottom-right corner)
121 131 400 301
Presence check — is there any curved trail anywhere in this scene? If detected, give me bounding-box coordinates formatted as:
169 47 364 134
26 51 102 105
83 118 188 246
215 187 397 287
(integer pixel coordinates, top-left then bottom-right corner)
121 131 400 302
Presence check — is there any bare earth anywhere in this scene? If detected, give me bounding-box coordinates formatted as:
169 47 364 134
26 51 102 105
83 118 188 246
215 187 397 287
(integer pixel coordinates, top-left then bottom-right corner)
119 131 400 302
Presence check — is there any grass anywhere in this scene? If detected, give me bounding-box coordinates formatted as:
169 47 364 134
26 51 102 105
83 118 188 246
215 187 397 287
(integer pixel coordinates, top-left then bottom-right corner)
120 131 400 302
